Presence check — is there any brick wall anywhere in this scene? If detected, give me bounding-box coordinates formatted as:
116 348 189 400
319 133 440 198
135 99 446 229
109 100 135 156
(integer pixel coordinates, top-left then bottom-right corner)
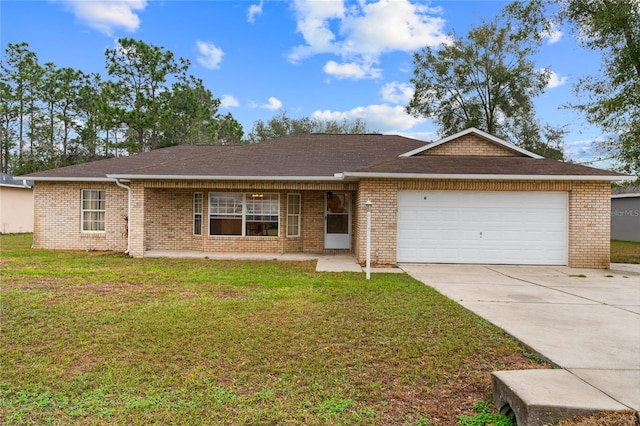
422 134 522 156
355 179 612 268
356 179 398 266
568 182 611 268
145 188 193 251
33 182 127 252
34 178 612 268
129 182 145 257
301 191 324 253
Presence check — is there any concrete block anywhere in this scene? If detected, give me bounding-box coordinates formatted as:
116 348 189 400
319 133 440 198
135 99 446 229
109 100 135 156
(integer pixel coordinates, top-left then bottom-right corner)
492 369 627 426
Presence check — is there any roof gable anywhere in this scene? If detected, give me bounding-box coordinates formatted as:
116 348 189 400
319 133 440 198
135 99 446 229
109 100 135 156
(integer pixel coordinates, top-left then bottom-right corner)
400 127 543 158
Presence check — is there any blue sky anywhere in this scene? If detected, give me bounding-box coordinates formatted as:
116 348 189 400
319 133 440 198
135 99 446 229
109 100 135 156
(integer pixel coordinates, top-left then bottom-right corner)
1 0 610 165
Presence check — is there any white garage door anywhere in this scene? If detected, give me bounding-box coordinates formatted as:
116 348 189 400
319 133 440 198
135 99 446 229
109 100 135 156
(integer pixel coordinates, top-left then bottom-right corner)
397 191 568 265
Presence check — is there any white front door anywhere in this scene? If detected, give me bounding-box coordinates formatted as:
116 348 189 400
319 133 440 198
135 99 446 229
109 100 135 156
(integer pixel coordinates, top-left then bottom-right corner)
324 192 351 249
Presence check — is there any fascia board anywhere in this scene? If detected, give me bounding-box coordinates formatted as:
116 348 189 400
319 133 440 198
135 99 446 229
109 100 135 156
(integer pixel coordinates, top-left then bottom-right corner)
341 172 635 182
611 193 640 198
17 176 113 182
0 183 31 188
106 174 343 181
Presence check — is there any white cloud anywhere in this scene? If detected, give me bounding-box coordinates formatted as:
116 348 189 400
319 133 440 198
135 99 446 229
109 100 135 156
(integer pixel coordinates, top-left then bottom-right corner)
397 130 438 142
542 23 563 44
58 0 147 35
564 137 600 161
545 69 569 88
196 41 224 70
313 104 425 133
247 0 264 23
323 60 382 80
220 95 239 108
259 97 283 110
339 0 449 55
289 0 345 61
380 81 414 104
289 0 449 79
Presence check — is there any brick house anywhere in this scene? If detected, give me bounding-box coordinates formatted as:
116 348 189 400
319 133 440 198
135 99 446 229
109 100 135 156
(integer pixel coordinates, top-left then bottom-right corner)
21 128 632 268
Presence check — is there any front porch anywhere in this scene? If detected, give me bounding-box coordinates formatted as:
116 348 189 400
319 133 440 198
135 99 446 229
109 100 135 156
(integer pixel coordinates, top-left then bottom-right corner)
128 181 364 259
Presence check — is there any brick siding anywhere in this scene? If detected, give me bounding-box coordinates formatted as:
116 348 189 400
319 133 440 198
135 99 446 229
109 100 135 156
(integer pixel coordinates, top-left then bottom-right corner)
421 134 523 156
34 177 612 268
33 182 127 252
355 179 612 269
568 182 611 268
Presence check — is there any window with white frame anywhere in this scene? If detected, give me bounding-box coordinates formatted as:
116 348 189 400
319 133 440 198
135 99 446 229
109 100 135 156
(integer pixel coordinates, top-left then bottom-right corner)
287 193 301 237
208 193 279 237
81 189 106 232
193 193 203 235
209 193 243 235
245 193 279 236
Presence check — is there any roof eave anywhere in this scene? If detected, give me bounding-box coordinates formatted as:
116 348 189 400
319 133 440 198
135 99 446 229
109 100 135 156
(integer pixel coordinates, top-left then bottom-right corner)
106 174 343 181
0 183 32 188
341 172 634 182
17 176 114 182
612 193 640 198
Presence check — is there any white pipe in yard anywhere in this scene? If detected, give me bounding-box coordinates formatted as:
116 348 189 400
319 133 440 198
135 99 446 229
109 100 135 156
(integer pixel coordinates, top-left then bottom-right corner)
365 199 372 280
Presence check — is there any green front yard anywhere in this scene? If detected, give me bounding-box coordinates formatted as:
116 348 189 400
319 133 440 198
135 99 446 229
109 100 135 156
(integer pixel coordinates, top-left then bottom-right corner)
1 234 541 425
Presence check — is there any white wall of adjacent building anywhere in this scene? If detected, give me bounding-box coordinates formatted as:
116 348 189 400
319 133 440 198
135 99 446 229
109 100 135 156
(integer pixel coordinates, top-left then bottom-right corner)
0 185 34 234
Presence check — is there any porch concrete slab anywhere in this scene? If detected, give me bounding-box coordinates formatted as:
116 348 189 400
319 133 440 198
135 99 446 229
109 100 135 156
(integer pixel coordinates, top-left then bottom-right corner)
369 267 405 274
145 250 403 274
316 255 362 272
492 369 628 426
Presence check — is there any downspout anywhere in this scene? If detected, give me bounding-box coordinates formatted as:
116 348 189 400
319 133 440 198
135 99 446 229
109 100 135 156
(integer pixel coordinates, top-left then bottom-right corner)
114 178 131 255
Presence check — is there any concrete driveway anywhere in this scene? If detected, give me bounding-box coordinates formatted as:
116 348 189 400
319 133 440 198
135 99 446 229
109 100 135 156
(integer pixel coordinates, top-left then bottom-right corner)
400 263 640 410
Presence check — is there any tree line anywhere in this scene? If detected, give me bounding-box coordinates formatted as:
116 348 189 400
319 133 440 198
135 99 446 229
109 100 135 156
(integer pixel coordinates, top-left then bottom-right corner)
1 0 638 176
407 0 639 174
0 38 372 176
0 39 246 175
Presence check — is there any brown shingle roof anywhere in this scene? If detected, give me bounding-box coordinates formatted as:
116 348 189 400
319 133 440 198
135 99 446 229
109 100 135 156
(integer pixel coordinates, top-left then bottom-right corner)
21 133 627 180
23 134 427 179
22 145 234 179
353 156 627 177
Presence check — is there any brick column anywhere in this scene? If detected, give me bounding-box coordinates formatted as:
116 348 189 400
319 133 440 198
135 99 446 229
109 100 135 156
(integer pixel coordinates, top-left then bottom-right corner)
356 179 398 265
568 182 611 268
128 182 146 258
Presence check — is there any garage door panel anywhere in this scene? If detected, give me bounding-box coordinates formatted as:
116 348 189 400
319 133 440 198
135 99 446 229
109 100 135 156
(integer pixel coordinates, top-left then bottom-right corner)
397 191 568 265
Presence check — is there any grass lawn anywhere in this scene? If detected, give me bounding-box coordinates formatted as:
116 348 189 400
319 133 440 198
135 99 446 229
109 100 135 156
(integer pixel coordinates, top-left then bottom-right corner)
1 234 544 425
611 240 640 264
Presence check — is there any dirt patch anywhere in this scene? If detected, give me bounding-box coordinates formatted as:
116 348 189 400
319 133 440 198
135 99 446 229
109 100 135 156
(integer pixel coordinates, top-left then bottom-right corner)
1 277 63 291
211 289 244 299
